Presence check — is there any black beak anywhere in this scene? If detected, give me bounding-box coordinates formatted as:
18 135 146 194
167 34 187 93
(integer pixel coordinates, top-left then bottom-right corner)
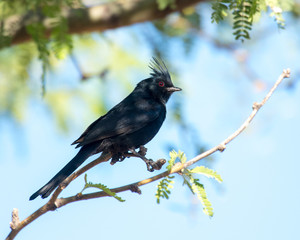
166 86 182 92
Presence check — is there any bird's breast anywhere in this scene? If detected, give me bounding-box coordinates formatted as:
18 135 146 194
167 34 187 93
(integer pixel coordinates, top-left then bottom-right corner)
109 106 166 151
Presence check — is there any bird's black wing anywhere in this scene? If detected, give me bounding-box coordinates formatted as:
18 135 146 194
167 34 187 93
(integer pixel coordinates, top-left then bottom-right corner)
72 98 164 147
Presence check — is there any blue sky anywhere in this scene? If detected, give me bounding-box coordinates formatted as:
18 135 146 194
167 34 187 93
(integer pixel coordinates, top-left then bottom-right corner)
1 8 300 240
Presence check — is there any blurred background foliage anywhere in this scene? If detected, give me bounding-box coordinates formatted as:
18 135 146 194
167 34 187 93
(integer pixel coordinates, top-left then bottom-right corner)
2 2 300 238
0 0 300 155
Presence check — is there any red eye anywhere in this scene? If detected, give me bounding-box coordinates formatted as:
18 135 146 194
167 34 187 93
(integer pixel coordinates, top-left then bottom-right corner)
158 81 165 87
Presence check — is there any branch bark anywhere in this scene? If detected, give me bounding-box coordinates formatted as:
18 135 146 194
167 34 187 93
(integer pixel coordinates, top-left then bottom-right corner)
6 0 204 46
6 68 290 240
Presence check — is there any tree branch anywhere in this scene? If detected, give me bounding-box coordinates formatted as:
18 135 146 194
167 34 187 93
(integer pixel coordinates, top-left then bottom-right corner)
6 68 290 240
5 153 111 240
5 0 204 47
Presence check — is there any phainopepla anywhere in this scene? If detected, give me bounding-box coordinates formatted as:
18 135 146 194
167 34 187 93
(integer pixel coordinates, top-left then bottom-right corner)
29 57 181 200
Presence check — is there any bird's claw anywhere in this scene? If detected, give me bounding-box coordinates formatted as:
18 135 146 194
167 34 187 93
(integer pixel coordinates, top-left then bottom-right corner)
125 148 166 172
145 158 166 172
110 154 126 165
145 159 155 172
138 146 147 157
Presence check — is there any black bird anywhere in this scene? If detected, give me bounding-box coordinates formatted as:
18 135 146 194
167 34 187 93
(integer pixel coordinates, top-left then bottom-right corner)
29 58 181 200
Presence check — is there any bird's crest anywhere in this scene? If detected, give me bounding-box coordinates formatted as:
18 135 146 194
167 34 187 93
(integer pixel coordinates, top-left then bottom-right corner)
149 57 171 81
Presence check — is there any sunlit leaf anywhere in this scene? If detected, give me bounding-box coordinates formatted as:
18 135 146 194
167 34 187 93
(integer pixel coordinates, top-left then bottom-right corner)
190 166 223 183
82 174 125 202
155 175 175 204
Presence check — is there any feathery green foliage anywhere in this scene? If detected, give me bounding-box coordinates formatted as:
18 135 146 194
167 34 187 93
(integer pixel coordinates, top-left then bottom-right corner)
158 150 222 216
187 166 223 216
182 168 216 217
211 0 291 41
211 0 230 23
167 149 186 170
82 174 125 202
155 150 186 203
178 150 187 163
211 0 259 41
190 166 223 183
190 178 214 217
155 175 175 204
167 150 177 171
231 0 257 41
1 0 74 95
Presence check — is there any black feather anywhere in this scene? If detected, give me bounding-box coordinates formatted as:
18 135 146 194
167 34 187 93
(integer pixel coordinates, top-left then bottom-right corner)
149 57 171 80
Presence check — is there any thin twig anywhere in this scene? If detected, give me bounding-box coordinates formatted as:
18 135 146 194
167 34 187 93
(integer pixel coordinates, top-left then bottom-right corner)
6 69 290 240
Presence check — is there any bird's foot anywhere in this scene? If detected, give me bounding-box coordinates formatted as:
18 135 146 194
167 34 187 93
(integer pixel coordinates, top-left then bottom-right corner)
128 148 166 172
145 159 155 172
110 153 126 165
145 158 166 172
138 145 147 157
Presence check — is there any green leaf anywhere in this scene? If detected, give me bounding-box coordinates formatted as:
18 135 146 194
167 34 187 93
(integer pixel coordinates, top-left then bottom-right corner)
190 166 223 183
167 150 187 171
155 175 175 204
178 150 187 163
211 0 261 41
182 173 194 192
231 0 255 41
181 166 222 217
82 174 125 202
191 179 214 217
211 1 230 23
167 150 178 171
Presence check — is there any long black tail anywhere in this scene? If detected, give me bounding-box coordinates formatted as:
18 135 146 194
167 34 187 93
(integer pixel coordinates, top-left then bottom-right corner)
29 143 99 200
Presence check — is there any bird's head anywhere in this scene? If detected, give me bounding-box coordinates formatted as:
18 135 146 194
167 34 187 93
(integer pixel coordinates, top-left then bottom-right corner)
136 58 181 104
